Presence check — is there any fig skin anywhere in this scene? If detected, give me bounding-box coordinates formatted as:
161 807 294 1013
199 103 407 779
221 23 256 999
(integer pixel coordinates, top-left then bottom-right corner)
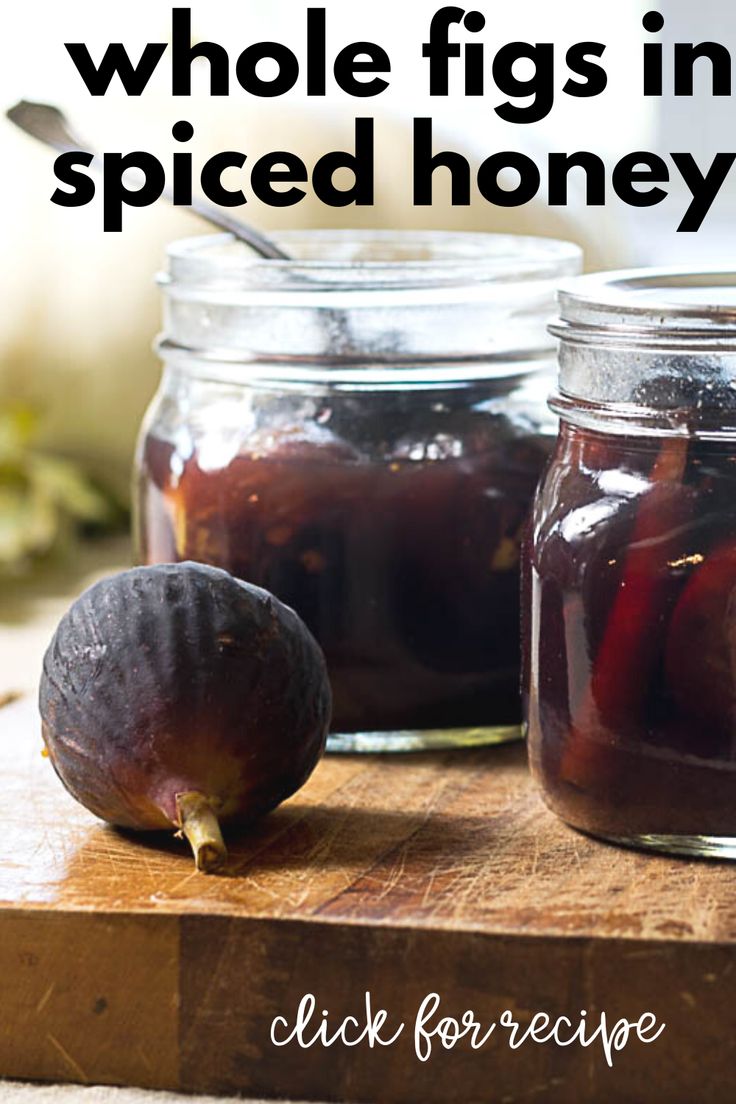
665 540 736 739
39 562 331 869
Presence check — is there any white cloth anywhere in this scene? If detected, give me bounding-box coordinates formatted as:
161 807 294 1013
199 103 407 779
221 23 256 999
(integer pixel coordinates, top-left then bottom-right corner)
0 1083 309 1104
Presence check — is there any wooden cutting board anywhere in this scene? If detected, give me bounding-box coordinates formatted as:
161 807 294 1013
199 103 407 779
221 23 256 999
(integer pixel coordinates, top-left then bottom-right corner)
2 693 736 1103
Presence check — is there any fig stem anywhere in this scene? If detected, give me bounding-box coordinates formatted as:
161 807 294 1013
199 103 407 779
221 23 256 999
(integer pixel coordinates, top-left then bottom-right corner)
175 791 227 873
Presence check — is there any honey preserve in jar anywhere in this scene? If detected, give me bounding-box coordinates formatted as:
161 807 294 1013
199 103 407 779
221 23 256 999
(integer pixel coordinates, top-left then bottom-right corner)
135 230 580 751
526 268 736 856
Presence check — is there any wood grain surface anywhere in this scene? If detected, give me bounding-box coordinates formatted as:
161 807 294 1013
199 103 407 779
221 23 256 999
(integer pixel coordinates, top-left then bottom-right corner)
2 694 736 1102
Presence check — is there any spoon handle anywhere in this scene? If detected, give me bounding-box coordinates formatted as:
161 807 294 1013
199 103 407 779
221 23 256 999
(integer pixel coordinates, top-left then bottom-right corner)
167 190 289 259
6 100 290 261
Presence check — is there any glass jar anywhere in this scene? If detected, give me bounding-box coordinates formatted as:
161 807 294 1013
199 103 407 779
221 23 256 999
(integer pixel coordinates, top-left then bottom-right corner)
526 268 736 857
134 230 581 752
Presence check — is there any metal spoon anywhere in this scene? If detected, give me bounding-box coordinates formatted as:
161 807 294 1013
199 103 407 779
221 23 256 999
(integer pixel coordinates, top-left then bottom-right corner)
6 100 290 260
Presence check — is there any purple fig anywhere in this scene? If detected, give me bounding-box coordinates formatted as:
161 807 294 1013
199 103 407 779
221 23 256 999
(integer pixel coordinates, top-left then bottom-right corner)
39 562 331 872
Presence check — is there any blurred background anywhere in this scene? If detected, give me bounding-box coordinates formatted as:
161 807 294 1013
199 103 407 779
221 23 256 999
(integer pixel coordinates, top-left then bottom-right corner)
0 0 732 628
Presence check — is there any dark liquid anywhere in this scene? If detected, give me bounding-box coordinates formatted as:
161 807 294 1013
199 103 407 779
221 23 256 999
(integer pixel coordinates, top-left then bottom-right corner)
526 423 736 839
137 385 551 732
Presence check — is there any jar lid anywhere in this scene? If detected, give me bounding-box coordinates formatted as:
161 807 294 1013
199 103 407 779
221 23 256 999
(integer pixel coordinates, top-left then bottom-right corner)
550 268 736 436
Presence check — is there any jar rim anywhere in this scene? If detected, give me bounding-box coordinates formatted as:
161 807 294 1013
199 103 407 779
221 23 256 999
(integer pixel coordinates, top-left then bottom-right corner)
548 390 736 439
553 267 736 346
164 229 581 291
551 271 736 431
159 229 580 376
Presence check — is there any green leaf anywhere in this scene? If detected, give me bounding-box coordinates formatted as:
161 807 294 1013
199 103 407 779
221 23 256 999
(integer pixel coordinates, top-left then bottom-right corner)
0 405 39 459
0 485 58 566
0 403 123 577
28 455 113 524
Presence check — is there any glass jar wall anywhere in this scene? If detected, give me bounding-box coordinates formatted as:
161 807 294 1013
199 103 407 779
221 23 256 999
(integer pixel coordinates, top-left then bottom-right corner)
526 269 736 856
135 230 581 751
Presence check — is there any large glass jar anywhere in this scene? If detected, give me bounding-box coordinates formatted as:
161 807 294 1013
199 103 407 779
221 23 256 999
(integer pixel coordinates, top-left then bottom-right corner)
135 230 580 752
526 268 736 857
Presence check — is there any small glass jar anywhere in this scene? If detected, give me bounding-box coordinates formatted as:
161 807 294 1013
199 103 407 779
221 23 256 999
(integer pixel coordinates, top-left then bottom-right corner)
134 230 580 752
526 268 736 857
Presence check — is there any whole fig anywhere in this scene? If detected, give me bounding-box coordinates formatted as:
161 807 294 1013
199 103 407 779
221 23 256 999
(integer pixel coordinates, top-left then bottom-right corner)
40 562 331 871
